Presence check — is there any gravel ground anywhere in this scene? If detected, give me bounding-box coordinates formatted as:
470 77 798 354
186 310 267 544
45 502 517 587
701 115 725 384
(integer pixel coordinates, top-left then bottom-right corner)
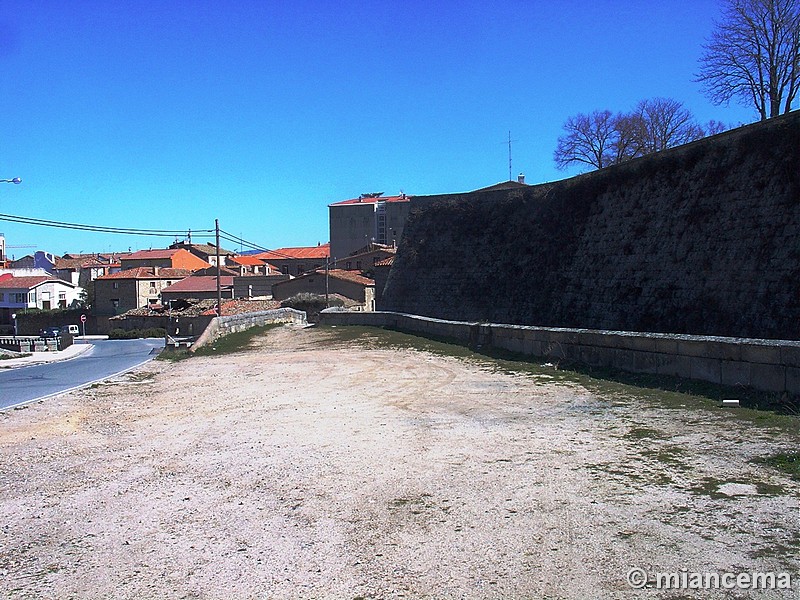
0 324 797 599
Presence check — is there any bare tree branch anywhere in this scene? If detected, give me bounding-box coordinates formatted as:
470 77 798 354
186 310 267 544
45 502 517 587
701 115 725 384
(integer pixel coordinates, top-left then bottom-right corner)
697 0 800 119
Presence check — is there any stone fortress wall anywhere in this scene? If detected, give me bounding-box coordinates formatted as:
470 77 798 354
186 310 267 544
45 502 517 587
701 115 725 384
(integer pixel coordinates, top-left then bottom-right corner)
382 112 800 341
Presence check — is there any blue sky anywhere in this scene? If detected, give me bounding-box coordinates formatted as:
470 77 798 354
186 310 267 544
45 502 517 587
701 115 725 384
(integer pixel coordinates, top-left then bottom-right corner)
0 1 755 256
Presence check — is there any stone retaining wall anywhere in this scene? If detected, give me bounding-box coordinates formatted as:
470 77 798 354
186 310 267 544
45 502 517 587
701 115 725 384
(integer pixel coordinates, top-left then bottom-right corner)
190 308 307 351
319 311 800 395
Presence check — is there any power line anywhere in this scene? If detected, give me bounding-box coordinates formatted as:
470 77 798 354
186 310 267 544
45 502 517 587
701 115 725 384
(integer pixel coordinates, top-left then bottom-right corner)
0 212 213 237
218 229 323 261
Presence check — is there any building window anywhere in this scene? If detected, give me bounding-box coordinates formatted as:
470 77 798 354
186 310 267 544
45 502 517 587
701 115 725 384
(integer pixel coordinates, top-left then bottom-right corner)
346 261 352 269
297 264 305 274
13 293 25 303
282 266 289 275
356 261 361 270
0 293 4 302
111 299 120 308
28 291 36 303
113 282 119 289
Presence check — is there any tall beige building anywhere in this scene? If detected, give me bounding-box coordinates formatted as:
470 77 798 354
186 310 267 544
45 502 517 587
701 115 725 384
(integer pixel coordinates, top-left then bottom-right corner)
329 193 411 260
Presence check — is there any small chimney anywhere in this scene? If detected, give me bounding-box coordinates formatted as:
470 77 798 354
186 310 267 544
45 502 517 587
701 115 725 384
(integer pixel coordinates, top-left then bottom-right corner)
517 173 525 184
153 266 160 276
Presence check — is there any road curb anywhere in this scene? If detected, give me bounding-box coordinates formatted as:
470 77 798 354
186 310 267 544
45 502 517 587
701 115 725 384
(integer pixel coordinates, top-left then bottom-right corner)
0 343 94 370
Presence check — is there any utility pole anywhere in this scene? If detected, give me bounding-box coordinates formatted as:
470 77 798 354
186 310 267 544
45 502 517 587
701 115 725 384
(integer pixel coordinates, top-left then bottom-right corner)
215 219 222 317
325 255 330 308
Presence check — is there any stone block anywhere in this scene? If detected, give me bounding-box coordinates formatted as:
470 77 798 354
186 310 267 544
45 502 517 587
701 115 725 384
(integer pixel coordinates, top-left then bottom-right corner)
740 344 782 365
656 354 692 378
633 351 662 374
621 335 658 353
654 337 679 355
613 349 636 371
720 361 750 388
749 363 786 392
689 357 722 384
523 339 543 357
677 339 713 358
786 367 800 395
576 331 608 348
780 345 800 368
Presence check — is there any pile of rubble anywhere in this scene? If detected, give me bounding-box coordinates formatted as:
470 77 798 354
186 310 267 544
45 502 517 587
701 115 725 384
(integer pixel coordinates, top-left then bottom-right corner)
113 298 282 320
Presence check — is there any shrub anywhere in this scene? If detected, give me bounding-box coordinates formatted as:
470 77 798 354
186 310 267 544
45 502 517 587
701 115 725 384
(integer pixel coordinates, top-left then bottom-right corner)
108 328 165 340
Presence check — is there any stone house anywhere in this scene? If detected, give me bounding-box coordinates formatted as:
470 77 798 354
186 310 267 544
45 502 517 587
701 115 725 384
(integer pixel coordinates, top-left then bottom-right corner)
93 267 192 316
329 193 411 260
330 244 396 275
160 276 235 303
271 269 375 310
232 274 291 299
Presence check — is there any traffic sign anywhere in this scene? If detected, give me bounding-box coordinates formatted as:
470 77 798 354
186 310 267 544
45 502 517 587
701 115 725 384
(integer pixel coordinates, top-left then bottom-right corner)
80 314 87 323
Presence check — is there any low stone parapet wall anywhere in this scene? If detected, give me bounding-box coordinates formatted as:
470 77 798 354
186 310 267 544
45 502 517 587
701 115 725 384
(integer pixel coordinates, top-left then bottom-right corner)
319 311 800 395
190 308 307 352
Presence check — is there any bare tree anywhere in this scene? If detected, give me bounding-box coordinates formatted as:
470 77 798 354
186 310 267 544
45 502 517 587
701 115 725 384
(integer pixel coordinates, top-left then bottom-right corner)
554 99 707 171
697 0 800 120
553 110 618 170
628 98 706 154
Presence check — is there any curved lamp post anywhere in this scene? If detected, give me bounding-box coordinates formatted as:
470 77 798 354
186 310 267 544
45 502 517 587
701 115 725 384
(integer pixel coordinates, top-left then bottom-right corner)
0 178 21 184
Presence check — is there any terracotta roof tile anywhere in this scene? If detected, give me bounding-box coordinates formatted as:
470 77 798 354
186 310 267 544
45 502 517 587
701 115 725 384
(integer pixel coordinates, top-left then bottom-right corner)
124 249 181 260
256 243 330 261
329 194 411 206
0 275 60 289
231 256 266 266
324 269 375 286
96 267 193 280
161 276 234 293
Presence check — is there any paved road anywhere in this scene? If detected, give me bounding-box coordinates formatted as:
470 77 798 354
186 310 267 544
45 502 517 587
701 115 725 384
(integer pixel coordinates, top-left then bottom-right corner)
0 338 164 410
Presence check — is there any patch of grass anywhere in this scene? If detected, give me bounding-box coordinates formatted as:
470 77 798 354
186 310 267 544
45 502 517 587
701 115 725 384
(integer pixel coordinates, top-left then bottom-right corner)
625 426 664 440
156 324 281 361
0 353 31 360
192 324 281 357
641 446 691 470
156 348 191 362
757 452 800 481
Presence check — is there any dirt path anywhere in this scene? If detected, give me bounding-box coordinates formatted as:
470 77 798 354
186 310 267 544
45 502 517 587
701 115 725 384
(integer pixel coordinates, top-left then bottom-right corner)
0 325 797 599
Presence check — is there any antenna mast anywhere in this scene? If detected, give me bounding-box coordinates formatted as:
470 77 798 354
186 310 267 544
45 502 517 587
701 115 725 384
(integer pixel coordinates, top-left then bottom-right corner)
508 130 512 181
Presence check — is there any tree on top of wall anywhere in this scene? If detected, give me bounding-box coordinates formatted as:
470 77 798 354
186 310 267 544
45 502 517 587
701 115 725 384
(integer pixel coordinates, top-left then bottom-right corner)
554 98 714 171
696 0 800 120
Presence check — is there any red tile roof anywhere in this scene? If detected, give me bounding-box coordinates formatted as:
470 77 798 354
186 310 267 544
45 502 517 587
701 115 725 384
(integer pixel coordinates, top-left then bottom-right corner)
0 275 60 289
161 276 234 293
124 249 182 260
231 255 266 266
55 256 111 270
256 243 330 261
324 269 375 286
374 256 394 267
96 267 193 280
329 194 411 207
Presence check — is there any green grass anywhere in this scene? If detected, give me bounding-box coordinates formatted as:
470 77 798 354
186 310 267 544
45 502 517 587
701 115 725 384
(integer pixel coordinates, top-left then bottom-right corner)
0 353 31 360
757 452 800 481
158 324 281 361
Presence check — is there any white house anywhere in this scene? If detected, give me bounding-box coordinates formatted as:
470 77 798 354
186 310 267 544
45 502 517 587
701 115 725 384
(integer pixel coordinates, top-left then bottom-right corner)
0 274 82 327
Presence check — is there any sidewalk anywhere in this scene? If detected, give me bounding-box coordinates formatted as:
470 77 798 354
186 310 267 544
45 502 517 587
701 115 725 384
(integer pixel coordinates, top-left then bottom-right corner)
0 341 95 369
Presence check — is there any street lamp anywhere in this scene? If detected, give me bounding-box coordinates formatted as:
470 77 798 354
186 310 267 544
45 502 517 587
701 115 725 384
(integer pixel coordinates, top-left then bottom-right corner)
0 178 21 184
